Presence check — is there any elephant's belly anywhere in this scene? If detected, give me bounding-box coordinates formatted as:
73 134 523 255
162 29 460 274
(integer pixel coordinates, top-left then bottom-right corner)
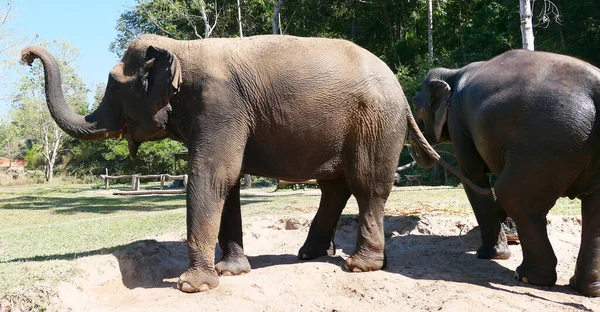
242 140 345 181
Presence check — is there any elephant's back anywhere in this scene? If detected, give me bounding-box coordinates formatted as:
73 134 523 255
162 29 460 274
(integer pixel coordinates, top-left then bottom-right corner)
459 50 597 175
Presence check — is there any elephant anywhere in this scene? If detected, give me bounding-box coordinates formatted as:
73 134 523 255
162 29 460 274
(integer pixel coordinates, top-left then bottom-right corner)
21 34 486 293
412 49 600 296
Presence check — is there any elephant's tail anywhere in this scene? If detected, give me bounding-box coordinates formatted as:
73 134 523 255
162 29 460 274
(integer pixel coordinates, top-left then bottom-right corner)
406 111 492 196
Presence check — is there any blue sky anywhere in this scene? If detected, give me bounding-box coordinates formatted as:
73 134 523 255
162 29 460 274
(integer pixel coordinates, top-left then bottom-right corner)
0 0 136 117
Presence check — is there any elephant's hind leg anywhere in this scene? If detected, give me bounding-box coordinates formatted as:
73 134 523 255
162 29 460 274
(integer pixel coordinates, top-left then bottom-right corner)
570 190 600 297
343 162 396 272
298 178 352 260
494 162 564 287
215 182 251 276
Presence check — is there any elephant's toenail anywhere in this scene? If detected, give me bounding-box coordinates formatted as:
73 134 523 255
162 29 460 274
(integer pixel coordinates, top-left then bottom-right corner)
522 277 529 284
198 284 210 292
513 271 519 280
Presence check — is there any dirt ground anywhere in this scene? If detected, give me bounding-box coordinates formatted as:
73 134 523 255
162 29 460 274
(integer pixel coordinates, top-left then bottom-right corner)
55 197 599 311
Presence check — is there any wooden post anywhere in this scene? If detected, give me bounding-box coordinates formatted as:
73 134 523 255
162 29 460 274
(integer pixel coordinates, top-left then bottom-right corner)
104 168 109 190
160 174 165 190
131 174 138 191
183 174 188 187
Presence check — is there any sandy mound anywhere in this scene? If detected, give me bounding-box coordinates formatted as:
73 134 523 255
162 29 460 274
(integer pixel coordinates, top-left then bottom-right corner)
57 215 598 312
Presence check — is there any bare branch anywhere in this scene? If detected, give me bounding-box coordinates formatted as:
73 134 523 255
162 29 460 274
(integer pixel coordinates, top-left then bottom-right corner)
533 0 562 29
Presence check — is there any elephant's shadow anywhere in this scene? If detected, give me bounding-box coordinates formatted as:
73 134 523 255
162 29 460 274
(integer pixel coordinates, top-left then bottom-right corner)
106 215 584 302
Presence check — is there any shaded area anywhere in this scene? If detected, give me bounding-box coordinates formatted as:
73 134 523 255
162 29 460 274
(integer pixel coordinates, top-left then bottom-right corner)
0 187 319 215
1 192 287 214
2 195 187 214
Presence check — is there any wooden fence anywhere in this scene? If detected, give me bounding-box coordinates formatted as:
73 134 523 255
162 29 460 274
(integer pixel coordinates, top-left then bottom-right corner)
100 173 188 195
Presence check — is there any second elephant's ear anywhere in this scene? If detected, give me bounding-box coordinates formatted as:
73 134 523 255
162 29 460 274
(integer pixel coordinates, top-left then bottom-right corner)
429 79 451 141
143 46 183 115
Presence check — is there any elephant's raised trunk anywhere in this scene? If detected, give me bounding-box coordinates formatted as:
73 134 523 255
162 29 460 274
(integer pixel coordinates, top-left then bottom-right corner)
21 46 125 141
406 112 491 195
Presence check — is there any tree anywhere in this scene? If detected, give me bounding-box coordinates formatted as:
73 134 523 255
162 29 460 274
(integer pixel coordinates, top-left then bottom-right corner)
0 0 22 56
520 0 534 50
427 0 434 58
0 117 23 166
237 0 243 37
11 40 90 181
272 0 283 34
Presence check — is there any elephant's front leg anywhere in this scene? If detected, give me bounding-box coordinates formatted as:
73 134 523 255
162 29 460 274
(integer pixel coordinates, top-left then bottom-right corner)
215 181 251 276
177 168 225 292
177 135 245 292
464 186 511 260
453 138 510 259
570 190 600 297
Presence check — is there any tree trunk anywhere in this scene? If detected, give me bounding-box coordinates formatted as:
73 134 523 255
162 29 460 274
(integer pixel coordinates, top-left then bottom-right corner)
272 0 283 34
199 0 211 38
237 0 244 38
427 0 434 59
520 0 535 51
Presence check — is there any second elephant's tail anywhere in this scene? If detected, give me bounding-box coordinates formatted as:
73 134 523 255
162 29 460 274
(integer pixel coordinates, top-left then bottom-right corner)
406 111 491 196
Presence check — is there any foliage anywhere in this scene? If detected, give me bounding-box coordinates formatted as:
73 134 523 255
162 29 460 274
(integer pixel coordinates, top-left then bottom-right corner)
0 116 24 162
65 139 187 176
110 0 274 56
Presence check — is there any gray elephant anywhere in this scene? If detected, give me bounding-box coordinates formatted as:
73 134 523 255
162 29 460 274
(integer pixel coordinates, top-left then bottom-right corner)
412 49 600 296
21 34 484 293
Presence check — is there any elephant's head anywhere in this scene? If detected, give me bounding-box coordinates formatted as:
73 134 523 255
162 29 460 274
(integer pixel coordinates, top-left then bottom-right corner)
412 69 453 144
21 35 183 157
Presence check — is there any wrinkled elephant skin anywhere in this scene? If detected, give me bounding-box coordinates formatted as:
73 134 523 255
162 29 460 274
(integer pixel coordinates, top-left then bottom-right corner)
413 49 600 297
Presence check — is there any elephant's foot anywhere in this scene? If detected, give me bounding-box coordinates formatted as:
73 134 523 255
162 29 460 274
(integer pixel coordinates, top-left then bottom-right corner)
177 268 219 293
569 275 600 297
215 255 251 276
476 243 511 260
501 218 520 245
513 263 557 287
343 251 386 272
298 241 336 260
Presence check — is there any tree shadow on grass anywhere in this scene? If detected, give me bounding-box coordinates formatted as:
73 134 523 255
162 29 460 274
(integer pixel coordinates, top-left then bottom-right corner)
2 194 269 214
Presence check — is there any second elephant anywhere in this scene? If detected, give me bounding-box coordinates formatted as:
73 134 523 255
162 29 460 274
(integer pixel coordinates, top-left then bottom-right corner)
413 49 600 297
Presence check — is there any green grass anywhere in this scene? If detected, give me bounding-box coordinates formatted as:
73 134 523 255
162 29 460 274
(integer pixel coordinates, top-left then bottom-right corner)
0 183 582 310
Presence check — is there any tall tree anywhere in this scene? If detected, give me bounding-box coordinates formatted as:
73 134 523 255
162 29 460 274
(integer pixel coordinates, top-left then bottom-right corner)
520 0 534 50
427 0 434 58
237 0 244 37
11 40 89 181
272 0 283 34
0 0 21 56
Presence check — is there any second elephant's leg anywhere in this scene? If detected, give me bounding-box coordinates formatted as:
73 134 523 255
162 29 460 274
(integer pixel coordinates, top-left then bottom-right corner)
298 178 352 260
452 138 510 259
494 164 561 287
570 190 600 297
215 181 251 276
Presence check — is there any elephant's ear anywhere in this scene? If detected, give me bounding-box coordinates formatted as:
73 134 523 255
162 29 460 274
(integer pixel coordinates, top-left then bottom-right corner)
143 46 183 116
429 79 451 141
